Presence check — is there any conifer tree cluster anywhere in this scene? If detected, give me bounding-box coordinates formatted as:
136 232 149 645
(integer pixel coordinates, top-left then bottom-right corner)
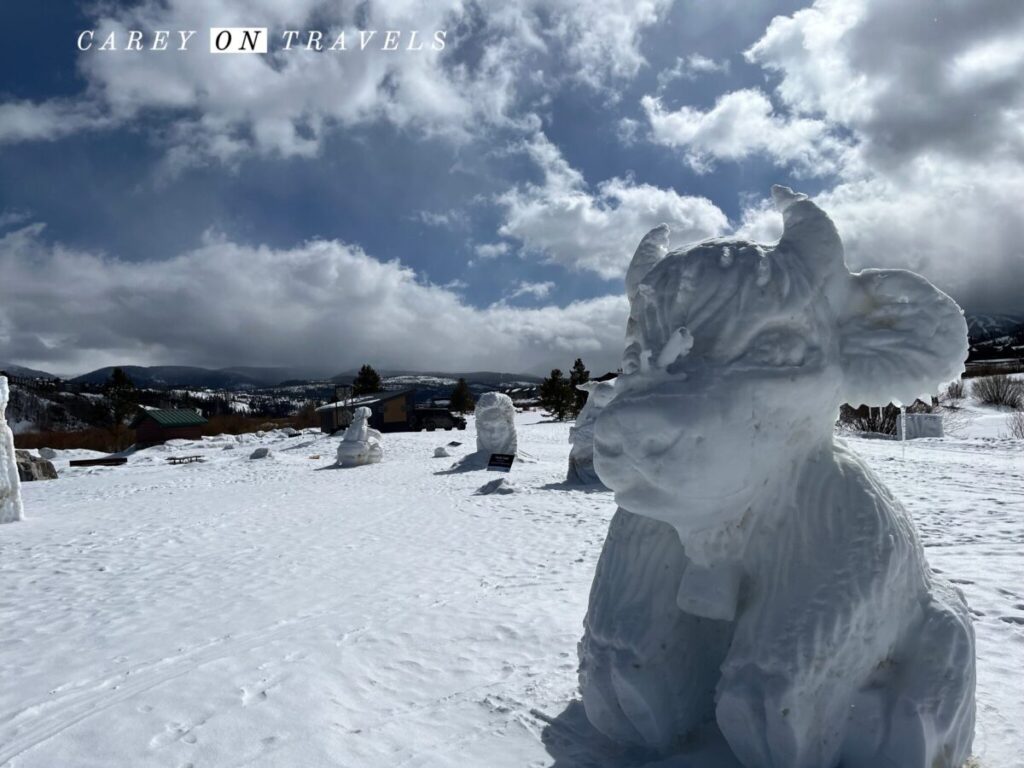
539 358 590 420
352 364 382 396
449 378 475 413
104 367 138 450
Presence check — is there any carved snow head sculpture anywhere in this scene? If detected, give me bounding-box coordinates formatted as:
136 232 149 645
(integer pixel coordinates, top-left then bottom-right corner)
582 187 975 768
595 185 968 543
474 392 517 455
1 376 25 524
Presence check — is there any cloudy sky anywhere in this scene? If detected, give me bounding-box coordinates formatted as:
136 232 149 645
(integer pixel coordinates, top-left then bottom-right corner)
0 0 1021 377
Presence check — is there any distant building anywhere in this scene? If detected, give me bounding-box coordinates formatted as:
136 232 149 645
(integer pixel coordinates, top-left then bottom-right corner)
316 389 417 434
131 408 207 445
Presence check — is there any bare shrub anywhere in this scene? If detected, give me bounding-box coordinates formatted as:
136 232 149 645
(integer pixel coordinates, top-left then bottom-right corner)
15 428 120 453
838 404 899 435
972 374 1023 408
14 413 312 453
1006 411 1024 439
944 379 965 401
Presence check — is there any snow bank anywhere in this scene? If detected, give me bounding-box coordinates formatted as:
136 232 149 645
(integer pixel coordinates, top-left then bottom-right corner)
475 477 516 495
336 406 383 467
0 377 24 523
567 379 615 485
583 187 975 767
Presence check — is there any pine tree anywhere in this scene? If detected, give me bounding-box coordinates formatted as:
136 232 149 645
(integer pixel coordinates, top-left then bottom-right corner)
568 358 590 417
104 367 137 450
539 368 572 420
351 364 382 396
449 378 474 413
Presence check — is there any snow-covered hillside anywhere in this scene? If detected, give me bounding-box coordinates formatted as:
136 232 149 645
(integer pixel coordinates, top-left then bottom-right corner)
0 413 1021 767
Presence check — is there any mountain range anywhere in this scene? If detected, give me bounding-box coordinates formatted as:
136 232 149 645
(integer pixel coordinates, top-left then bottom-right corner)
0 362 542 391
3 311 1021 389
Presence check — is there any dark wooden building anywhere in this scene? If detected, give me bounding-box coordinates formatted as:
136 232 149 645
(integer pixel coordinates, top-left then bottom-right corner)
316 389 417 434
131 408 208 445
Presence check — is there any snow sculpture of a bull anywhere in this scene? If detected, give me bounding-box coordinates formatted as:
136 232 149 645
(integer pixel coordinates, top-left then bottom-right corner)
580 186 975 767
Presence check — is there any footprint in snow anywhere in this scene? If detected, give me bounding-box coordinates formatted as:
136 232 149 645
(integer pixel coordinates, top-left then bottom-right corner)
240 686 269 706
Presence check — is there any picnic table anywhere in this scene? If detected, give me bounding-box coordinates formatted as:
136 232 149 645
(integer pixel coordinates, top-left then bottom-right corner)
167 455 204 465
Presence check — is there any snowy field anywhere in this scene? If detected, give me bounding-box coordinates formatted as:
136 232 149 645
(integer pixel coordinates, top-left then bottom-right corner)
1 413 1021 767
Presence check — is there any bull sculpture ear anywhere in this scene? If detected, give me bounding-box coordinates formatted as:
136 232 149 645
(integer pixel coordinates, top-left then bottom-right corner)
838 269 968 408
772 184 845 276
623 225 670 374
626 224 670 303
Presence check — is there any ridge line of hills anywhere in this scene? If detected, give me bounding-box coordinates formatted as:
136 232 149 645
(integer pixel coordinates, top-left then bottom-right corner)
0 363 542 390
3 312 1022 390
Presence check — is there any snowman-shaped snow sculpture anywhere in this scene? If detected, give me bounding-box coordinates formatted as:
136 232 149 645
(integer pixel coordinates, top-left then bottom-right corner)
336 406 383 467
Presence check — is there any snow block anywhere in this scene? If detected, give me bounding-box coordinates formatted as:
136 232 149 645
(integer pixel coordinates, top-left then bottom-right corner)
582 187 975 767
0 377 25 523
336 406 383 467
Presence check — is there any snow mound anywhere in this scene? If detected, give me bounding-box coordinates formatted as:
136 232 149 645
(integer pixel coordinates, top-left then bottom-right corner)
567 379 615 486
475 477 516 495
433 446 450 458
249 447 272 460
336 407 383 467
584 187 975 767
0 377 25 523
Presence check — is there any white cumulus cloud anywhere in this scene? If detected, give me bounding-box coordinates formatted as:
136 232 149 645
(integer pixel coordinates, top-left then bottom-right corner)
496 133 728 278
0 223 629 375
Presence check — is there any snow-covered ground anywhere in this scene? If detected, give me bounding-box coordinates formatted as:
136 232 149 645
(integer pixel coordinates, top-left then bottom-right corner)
1 413 1021 767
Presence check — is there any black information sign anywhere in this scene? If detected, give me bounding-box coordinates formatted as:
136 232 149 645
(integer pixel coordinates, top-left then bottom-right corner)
487 453 515 472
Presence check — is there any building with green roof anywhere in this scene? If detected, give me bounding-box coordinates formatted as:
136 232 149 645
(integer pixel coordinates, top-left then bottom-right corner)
130 408 208 445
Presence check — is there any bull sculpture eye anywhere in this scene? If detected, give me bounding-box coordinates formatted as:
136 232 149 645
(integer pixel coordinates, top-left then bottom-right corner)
735 329 809 369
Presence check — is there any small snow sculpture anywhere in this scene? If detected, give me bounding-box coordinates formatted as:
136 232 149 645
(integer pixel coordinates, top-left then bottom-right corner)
474 392 517 456
1 377 25 524
581 187 975 767
336 406 383 467
567 379 616 485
